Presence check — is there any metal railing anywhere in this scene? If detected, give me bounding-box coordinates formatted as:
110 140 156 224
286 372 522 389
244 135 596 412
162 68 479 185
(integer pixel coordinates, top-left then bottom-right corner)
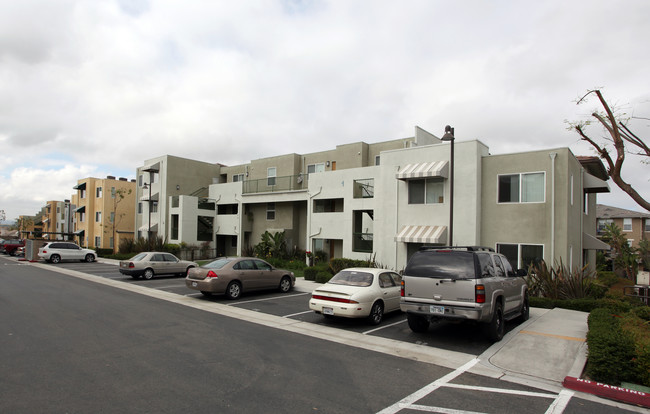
352 232 373 253
242 174 309 194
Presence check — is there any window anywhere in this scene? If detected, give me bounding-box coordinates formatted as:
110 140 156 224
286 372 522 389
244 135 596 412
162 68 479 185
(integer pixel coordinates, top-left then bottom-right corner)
152 201 158 213
197 216 213 242
375 155 380 166
353 179 374 198
267 167 276 186
110 212 115 223
307 163 325 174
96 187 102 198
623 218 632 232
314 198 344 213
94 236 101 247
138 175 143 186
80 189 86 199
497 243 544 270
233 173 245 182
80 212 85 222
597 218 613 234
111 187 116 198
645 219 650 232
266 203 276 220
95 212 101 222
171 215 179 240
498 172 545 203
408 178 444 204
138 203 143 214
570 175 574 206
109 237 114 249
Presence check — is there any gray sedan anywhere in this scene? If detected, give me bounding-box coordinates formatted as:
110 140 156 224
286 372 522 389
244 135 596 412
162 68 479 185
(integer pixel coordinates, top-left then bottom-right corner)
119 252 198 280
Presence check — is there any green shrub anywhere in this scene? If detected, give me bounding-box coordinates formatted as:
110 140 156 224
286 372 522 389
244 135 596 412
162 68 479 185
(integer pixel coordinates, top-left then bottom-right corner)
528 261 599 300
597 271 620 287
529 296 643 313
315 271 333 283
586 308 637 385
330 258 374 274
304 265 329 281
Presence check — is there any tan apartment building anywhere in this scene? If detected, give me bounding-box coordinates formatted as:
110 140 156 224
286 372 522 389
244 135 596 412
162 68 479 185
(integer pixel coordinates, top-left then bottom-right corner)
17 214 43 238
71 176 136 251
597 204 650 248
41 200 75 240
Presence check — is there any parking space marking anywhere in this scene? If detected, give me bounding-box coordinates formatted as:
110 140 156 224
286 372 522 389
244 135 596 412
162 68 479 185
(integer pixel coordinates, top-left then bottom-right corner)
283 310 313 318
378 357 574 414
227 292 309 306
363 319 406 335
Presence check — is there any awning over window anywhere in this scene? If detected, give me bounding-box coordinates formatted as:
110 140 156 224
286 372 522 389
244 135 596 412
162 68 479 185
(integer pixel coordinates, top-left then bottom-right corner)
139 224 158 233
74 206 85 213
396 161 449 180
142 162 160 172
73 182 86 190
583 173 610 194
74 229 85 235
140 192 159 202
583 232 611 251
395 225 447 243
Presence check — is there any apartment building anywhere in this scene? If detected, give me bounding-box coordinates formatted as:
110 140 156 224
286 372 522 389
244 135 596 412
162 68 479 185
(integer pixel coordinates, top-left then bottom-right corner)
151 126 610 272
41 200 75 240
135 155 222 242
597 204 650 248
71 176 136 250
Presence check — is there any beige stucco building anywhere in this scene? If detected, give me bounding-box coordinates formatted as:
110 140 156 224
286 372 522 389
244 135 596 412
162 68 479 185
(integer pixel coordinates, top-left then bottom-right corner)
71 176 136 251
41 200 75 240
597 204 650 248
144 126 611 272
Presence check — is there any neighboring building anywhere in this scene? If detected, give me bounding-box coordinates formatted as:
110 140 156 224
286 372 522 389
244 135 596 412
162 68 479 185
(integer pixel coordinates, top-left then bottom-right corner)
17 214 43 239
154 126 610 272
597 204 650 248
71 176 136 250
135 155 223 242
41 200 75 240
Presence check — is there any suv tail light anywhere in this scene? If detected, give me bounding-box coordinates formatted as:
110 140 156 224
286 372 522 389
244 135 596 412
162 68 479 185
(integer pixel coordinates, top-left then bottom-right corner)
206 270 218 278
401 280 405 297
475 284 486 303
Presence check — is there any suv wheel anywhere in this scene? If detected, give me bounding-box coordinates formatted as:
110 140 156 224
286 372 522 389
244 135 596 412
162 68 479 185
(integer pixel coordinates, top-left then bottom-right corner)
407 314 429 333
516 294 530 324
84 254 95 263
50 254 61 264
485 302 505 342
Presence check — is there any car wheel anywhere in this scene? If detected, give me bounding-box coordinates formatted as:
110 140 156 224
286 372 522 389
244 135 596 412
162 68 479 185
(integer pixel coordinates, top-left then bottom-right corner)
407 314 429 333
143 268 155 280
9 250 15 256
84 254 95 263
225 281 242 300
368 302 384 326
50 254 61 264
278 276 292 293
485 302 505 342
516 294 530 324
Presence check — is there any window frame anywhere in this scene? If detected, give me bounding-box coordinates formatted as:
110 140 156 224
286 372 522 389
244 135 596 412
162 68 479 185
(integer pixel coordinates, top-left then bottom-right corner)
267 167 276 186
623 218 632 232
307 163 325 174
497 171 546 204
408 178 445 205
266 202 276 220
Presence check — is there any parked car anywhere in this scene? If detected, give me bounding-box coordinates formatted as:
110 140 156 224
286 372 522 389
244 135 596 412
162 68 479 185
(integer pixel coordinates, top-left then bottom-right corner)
186 257 295 299
38 242 97 263
309 268 402 325
2 239 25 256
119 252 198 280
400 246 528 342
15 246 25 257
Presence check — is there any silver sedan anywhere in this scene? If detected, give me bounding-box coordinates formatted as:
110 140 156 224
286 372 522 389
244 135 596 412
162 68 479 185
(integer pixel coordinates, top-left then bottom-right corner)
119 252 198 280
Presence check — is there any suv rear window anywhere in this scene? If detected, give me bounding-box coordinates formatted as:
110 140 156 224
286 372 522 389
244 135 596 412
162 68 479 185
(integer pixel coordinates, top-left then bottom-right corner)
404 250 477 279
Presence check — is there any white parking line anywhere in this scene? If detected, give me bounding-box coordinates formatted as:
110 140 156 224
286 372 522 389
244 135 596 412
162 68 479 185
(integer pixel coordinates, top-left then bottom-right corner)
227 292 309 305
545 390 574 414
363 319 406 335
283 310 313 318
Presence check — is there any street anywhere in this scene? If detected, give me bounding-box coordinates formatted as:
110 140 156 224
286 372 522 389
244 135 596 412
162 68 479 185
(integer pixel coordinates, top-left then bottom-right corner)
0 256 642 413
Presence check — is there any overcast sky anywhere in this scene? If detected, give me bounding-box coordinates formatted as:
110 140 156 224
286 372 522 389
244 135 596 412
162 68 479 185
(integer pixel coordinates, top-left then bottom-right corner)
1 0 649 223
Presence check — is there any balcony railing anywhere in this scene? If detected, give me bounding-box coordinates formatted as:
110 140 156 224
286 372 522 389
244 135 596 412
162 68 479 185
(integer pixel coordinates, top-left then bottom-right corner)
352 232 373 253
242 174 309 194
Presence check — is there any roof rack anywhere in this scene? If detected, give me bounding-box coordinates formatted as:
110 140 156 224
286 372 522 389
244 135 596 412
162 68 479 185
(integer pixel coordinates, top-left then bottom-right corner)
419 246 495 252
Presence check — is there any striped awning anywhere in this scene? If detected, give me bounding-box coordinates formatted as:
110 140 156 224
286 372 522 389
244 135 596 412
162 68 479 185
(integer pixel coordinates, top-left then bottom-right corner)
395 225 447 243
396 161 449 180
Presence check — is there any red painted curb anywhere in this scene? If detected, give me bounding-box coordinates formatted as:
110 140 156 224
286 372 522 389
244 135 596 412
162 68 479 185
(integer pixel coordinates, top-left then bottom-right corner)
563 377 650 408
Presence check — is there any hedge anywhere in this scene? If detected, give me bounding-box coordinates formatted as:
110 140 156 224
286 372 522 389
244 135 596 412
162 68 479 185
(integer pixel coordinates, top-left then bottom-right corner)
529 296 643 313
329 258 374 274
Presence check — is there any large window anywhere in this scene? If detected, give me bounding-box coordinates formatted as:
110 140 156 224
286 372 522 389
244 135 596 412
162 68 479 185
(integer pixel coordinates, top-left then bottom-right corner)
307 163 325 174
96 187 102 198
408 178 444 204
498 172 545 203
197 216 213 242
623 218 632 232
266 203 276 220
496 243 544 270
95 211 101 222
171 214 179 240
232 173 245 182
267 167 276 186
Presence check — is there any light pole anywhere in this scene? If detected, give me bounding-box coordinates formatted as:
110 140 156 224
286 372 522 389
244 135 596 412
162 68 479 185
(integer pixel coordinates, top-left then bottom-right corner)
440 125 455 246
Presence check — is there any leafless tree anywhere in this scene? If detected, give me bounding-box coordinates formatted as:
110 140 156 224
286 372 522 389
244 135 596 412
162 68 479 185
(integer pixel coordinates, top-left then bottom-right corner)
571 89 649 211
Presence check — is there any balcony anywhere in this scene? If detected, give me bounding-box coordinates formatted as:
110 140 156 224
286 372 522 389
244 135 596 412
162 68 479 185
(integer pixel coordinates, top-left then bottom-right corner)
352 232 373 253
242 174 309 194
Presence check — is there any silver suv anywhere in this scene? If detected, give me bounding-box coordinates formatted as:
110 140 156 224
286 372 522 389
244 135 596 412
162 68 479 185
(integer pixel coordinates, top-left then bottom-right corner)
38 242 97 263
400 246 529 342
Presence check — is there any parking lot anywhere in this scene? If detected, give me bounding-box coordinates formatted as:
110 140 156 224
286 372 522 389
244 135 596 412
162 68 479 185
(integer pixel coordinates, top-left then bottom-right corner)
41 260 523 356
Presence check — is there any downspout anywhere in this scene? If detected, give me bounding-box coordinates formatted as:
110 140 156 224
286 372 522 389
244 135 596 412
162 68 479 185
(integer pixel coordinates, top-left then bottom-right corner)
395 166 400 269
580 167 584 268
549 152 557 264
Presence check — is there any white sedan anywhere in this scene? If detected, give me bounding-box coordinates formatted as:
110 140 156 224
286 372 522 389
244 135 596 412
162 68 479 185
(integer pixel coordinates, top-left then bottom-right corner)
309 267 402 325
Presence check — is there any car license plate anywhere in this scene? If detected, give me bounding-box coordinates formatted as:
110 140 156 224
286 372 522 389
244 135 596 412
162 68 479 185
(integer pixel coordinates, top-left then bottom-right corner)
430 305 444 315
191 282 198 287
323 307 334 315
